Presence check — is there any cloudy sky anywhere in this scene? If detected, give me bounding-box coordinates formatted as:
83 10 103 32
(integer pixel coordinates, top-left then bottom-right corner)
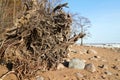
64 0 120 43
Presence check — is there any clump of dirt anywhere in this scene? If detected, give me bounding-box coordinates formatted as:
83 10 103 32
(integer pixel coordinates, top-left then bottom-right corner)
0 0 85 80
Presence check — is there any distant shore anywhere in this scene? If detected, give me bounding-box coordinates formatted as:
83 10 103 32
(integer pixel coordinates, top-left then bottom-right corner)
84 43 120 48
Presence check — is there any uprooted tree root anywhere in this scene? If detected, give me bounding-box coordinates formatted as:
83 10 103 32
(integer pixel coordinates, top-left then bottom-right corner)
0 1 85 80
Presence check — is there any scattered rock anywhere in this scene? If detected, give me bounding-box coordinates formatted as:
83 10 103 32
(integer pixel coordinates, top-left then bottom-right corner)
88 57 95 60
36 76 44 80
98 64 108 70
101 75 106 79
115 59 120 62
112 65 120 71
89 55 100 61
57 63 65 70
69 58 85 70
94 55 101 58
75 72 84 79
85 63 96 72
115 73 119 76
104 71 112 75
87 49 97 54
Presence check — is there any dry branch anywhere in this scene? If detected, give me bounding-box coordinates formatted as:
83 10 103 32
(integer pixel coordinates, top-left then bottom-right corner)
0 71 16 80
53 3 68 12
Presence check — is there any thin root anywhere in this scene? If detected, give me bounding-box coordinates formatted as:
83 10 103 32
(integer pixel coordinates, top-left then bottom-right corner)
0 71 16 80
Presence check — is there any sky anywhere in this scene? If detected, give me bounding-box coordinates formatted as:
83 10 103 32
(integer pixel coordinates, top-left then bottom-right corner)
64 0 120 43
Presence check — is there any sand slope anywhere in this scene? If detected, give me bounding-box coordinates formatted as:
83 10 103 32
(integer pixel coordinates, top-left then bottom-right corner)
0 45 120 80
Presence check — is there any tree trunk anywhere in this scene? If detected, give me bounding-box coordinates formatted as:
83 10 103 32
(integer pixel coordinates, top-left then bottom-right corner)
81 37 83 45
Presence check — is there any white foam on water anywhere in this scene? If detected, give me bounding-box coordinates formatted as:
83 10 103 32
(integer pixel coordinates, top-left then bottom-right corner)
85 43 120 48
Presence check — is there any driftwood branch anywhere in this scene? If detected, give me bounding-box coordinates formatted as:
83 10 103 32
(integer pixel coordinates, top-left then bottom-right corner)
0 1 84 80
53 3 68 12
68 33 86 43
0 71 16 80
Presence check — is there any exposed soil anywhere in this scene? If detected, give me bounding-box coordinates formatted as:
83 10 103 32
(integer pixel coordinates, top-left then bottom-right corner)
0 45 120 80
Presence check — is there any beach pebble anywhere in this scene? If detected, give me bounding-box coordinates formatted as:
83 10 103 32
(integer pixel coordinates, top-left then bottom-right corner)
89 56 100 61
75 72 84 78
104 71 112 75
69 58 85 70
85 63 96 72
87 49 97 54
36 76 44 80
112 65 120 71
98 64 108 70
57 63 65 70
115 59 120 62
101 75 106 79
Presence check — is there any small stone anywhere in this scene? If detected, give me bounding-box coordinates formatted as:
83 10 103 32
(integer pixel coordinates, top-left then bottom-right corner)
87 49 97 54
36 76 44 80
75 72 84 78
94 55 101 59
89 56 98 61
57 63 65 70
98 64 108 70
101 75 106 79
112 65 120 71
89 57 98 61
71 49 78 54
85 63 96 72
104 71 112 75
115 73 119 76
103 65 108 70
115 59 120 62
69 58 85 70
